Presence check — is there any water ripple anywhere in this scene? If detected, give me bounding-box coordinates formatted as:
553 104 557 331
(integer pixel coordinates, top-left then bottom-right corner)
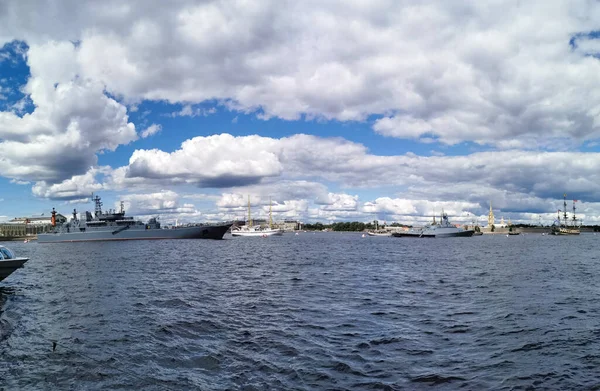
0 233 599 389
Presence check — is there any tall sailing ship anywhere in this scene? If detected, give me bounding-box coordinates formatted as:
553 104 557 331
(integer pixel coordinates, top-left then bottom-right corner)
231 196 284 237
551 194 581 235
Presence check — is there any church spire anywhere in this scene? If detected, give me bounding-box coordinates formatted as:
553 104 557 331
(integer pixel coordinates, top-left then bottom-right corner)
488 201 495 227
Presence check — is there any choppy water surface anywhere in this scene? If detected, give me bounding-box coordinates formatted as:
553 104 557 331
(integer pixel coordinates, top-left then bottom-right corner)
1 232 600 390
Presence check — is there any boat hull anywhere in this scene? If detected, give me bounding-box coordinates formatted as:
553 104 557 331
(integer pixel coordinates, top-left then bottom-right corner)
367 231 392 237
0 258 28 282
231 229 284 237
37 223 233 243
550 227 580 235
393 229 475 238
393 231 434 238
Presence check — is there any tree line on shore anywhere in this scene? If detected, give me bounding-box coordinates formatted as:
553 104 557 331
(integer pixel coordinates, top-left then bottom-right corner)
301 221 600 232
302 221 408 232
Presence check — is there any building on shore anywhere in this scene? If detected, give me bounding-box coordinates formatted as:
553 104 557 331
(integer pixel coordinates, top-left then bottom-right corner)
481 201 510 234
0 214 67 239
280 220 301 231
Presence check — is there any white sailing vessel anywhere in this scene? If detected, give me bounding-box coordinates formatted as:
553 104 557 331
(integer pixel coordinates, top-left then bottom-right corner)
367 231 392 237
231 196 284 237
366 220 391 236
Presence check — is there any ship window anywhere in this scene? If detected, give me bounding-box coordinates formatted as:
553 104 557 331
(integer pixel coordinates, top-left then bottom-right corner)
0 247 13 259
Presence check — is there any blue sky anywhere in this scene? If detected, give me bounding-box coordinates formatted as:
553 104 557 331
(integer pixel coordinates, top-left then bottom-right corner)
1 0 600 226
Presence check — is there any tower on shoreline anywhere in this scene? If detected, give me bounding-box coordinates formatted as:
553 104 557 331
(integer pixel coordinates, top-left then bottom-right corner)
488 201 495 227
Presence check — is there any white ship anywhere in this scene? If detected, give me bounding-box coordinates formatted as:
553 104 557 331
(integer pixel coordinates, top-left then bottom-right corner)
366 221 392 236
367 230 392 237
231 196 284 237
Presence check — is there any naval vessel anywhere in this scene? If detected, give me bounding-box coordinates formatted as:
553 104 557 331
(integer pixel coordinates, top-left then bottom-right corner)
392 213 474 238
37 195 233 243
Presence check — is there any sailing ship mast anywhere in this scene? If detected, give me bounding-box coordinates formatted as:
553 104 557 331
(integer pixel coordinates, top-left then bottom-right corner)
551 193 581 235
269 196 273 229
563 194 568 226
247 195 252 227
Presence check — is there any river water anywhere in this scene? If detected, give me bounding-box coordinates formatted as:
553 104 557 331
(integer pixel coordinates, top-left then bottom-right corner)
1 232 599 390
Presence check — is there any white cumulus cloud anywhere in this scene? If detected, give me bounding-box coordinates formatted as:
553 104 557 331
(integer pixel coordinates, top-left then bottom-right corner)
140 123 161 138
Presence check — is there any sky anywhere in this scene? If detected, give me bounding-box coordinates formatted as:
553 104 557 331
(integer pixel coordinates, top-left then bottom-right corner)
0 0 600 226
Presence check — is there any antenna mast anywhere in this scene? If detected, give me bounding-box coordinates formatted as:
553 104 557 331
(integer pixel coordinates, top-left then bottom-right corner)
93 194 103 217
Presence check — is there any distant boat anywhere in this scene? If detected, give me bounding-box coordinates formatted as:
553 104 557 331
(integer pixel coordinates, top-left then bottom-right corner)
550 195 581 235
231 196 284 237
508 224 520 235
392 212 474 238
0 246 28 283
231 226 284 237
366 220 392 236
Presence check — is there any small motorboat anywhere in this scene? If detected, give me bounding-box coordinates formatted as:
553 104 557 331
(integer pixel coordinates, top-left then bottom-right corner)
0 246 28 283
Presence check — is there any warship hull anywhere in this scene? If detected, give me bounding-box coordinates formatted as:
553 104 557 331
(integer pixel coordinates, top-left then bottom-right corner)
37 223 233 243
392 229 475 238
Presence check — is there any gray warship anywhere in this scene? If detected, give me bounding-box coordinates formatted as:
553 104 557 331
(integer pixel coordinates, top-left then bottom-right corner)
37 195 233 243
